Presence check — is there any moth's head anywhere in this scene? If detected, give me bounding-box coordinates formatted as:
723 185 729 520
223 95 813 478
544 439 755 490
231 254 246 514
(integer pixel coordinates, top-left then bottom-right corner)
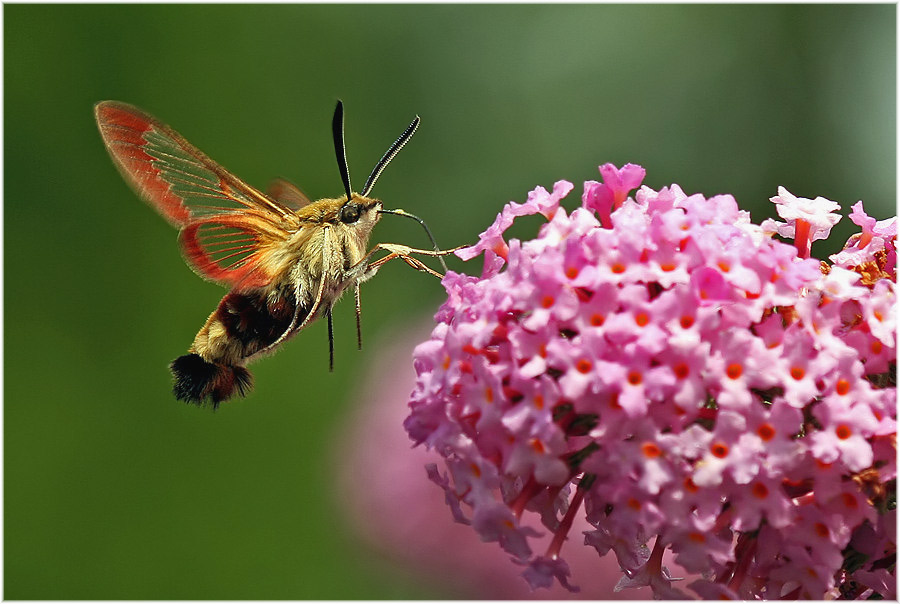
329 102 446 272
337 194 382 233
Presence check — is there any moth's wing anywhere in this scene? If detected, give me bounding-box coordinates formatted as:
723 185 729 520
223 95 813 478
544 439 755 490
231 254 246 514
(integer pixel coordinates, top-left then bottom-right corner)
96 101 304 289
267 178 313 210
95 101 296 227
178 211 298 290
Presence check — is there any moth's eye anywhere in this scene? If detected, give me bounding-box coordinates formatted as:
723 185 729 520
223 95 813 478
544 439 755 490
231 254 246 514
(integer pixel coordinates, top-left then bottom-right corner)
340 203 362 224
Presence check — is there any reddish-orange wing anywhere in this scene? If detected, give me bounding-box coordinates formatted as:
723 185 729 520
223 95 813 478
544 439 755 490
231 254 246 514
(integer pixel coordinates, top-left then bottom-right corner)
95 101 300 289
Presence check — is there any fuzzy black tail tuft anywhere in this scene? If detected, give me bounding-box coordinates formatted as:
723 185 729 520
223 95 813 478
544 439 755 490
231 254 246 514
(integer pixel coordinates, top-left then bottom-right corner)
170 354 253 408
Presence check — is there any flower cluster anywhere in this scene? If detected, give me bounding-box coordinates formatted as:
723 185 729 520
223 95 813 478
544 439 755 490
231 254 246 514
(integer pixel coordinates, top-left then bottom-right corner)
404 163 896 599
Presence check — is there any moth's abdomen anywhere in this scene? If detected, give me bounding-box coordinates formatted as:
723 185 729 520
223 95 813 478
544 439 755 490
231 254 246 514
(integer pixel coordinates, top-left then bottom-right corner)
171 354 252 407
174 289 309 406
217 291 298 350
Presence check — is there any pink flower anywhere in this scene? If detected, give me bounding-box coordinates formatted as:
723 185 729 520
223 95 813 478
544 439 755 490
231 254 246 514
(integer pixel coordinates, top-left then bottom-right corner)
614 538 685 599
454 210 513 268
847 200 897 251
456 180 574 274
337 323 649 599
518 556 579 592
405 164 896 598
583 163 646 227
508 180 574 221
767 186 842 258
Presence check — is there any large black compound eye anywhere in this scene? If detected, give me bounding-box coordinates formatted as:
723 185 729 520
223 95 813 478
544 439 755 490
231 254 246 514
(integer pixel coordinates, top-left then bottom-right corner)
339 202 362 224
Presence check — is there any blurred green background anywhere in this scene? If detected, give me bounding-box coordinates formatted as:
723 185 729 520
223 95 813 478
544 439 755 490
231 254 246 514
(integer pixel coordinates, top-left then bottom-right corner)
5 4 895 599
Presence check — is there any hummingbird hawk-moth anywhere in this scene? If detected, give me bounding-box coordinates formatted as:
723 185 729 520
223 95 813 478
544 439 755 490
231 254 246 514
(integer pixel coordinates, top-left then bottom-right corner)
95 100 454 407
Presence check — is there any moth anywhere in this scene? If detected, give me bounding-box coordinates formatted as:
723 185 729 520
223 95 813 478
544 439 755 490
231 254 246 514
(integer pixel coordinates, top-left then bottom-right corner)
95 100 454 407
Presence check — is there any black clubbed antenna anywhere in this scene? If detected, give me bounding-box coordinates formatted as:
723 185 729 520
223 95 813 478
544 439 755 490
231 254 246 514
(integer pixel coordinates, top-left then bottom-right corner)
332 100 353 201
361 115 420 197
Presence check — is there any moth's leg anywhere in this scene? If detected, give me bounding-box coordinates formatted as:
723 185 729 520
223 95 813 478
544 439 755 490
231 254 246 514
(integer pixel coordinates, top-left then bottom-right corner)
375 243 464 259
355 282 363 350
345 243 462 282
253 227 332 358
252 273 314 358
367 250 444 278
327 307 335 372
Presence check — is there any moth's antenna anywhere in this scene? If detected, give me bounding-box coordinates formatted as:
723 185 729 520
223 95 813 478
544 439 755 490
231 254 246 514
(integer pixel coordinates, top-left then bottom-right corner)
378 208 449 273
332 100 353 201
361 115 420 197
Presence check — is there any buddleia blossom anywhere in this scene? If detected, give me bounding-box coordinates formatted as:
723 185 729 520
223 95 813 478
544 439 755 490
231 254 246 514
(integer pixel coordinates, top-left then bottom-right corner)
404 163 896 599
